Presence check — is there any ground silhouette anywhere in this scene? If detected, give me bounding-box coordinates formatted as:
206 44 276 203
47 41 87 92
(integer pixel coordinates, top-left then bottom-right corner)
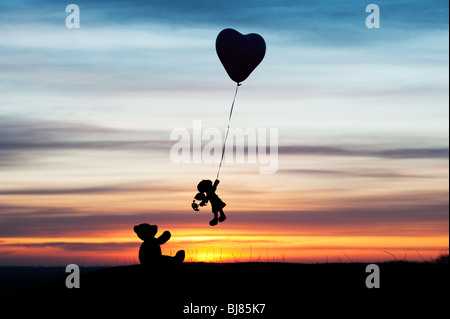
3 260 448 317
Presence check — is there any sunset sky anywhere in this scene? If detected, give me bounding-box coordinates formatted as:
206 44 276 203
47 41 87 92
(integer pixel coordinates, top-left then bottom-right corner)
0 0 448 265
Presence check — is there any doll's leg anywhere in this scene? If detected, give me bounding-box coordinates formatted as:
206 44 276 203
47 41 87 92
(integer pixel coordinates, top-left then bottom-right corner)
210 211 219 226
218 210 226 222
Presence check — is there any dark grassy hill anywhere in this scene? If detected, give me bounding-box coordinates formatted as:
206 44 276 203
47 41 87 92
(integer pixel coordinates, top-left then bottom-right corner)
3 262 448 317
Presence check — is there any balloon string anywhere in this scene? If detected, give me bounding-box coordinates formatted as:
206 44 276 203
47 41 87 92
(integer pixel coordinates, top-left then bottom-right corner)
216 83 241 180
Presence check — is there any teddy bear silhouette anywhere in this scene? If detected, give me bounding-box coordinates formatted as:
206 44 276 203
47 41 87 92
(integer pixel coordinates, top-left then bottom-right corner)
134 223 185 265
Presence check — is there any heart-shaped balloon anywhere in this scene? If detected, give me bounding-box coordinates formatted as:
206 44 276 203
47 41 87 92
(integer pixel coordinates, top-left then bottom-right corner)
216 28 266 84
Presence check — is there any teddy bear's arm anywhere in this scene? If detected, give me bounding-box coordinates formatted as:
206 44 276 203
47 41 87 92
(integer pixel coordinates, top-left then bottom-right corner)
157 231 171 245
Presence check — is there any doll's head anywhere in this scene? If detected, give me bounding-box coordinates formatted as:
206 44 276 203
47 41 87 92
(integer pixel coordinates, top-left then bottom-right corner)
197 180 213 193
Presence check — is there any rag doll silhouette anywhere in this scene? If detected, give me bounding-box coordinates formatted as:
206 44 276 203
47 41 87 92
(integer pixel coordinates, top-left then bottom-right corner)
191 179 226 226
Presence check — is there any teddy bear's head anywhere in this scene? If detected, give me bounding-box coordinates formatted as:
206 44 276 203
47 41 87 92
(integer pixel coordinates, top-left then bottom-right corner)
134 223 158 241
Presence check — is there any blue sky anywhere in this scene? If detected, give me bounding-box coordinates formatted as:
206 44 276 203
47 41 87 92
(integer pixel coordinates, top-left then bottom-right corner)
0 0 448 264
1 0 448 152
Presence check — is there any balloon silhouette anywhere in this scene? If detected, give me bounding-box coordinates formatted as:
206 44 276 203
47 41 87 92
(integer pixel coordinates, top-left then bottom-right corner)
216 28 266 84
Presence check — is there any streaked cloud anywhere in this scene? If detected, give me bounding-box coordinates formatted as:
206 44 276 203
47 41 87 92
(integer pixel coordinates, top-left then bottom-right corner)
0 184 170 195
4 242 139 252
280 168 441 179
1 118 447 169
278 145 449 159
0 189 447 238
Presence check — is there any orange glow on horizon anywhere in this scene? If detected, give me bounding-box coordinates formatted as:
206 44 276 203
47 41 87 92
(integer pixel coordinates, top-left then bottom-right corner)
1 230 447 265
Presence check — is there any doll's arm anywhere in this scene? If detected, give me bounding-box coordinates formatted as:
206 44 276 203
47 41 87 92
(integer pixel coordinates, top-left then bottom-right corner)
213 179 220 191
157 231 171 245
